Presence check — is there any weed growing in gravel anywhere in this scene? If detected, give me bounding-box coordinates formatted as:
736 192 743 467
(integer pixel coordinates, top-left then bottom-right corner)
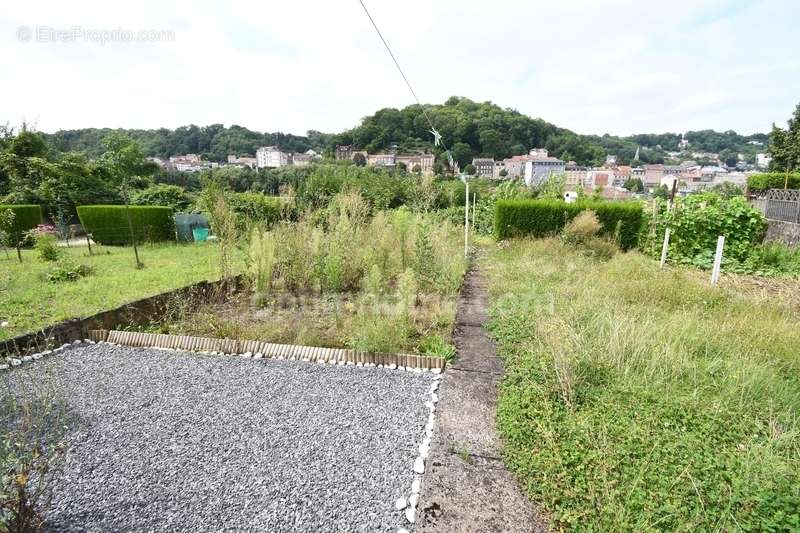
1 371 71 532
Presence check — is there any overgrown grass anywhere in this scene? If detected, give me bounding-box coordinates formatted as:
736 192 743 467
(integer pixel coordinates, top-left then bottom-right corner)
0 242 238 340
485 238 800 531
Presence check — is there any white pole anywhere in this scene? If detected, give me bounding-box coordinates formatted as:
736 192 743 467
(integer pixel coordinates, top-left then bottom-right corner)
659 227 671 269
472 192 476 230
711 235 725 285
464 181 470 258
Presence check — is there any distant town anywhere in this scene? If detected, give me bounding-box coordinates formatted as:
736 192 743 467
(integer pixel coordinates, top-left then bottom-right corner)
148 132 773 200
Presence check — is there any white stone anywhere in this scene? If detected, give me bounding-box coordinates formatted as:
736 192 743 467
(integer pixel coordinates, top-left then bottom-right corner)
388 363 397 370
32 353 42 360
11 358 22 366
254 353 263 359
430 382 439 393
425 428 433 438
41 350 52 355
419 441 430 458
405 507 416 524
22 356 32 362
0 321 8 327
431 393 439 403
411 477 422 494
395 497 407 510
425 400 434 411
432 368 442 374
73 339 82 344
0 364 9 370
409 494 419 508
398 529 410 533
241 352 252 358
413 456 425 474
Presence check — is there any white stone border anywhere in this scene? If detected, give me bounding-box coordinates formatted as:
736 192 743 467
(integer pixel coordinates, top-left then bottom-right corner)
0 339 95 372
394 373 441 530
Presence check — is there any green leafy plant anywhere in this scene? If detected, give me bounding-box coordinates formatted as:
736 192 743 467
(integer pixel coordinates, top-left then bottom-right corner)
418 334 457 362
30 225 61 262
44 260 94 282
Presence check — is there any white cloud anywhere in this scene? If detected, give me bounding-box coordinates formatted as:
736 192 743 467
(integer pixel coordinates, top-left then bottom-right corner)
0 0 797 136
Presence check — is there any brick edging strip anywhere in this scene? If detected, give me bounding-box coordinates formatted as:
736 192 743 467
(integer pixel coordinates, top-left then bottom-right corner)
89 330 445 371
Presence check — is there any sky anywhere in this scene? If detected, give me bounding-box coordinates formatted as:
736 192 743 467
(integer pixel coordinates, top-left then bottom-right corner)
1 0 798 137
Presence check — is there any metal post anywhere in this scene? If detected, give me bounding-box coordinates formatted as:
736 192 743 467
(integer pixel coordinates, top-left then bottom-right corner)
464 181 469 258
659 228 671 269
711 235 725 285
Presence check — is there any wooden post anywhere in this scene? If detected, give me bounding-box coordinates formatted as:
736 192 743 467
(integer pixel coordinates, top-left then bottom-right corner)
659 228 671 269
85 233 93 255
711 235 725 285
123 185 142 269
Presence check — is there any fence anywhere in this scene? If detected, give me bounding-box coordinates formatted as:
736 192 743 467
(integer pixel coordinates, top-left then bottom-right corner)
751 189 800 224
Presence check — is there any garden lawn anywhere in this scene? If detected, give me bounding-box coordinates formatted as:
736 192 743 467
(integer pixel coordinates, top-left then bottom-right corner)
0 243 234 340
485 238 800 532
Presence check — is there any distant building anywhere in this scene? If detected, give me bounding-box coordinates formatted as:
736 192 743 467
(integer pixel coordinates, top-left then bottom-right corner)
227 155 258 168
256 146 291 168
500 155 529 179
335 145 354 161
367 153 396 167
292 153 314 167
523 149 565 187
472 158 494 178
396 153 435 174
642 164 665 187
604 155 617 166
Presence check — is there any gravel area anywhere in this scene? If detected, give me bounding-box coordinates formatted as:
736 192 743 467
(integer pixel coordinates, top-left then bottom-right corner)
1 344 435 532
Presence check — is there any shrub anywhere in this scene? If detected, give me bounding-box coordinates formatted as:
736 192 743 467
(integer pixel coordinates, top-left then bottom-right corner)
747 172 800 193
580 237 618 261
44 260 94 282
77 205 175 245
494 199 645 249
649 194 767 267
561 210 601 245
30 225 61 261
0 204 42 246
226 191 288 230
131 184 192 211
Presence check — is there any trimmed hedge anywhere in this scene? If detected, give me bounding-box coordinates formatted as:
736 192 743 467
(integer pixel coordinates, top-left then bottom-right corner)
77 205 176 245
494 199 645 250
0 204 43 245
747 173 800 192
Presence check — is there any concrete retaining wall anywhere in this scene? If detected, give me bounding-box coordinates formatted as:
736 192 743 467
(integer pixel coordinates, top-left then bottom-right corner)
765 219 800 247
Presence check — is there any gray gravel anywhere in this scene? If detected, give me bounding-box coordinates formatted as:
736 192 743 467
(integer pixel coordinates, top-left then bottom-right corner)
1 344 434 532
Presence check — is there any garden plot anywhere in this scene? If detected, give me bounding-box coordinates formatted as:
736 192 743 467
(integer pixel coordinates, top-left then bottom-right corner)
2 343 438 532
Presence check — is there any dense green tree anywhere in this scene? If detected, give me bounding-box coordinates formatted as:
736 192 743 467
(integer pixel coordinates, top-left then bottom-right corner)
353 152 366 167
623 177 644 193
463 164 476 175
768 102 800 171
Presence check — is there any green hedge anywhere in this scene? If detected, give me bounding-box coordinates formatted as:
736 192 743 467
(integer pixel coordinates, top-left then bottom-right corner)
747 173 800 192
494 199 645 250
0 204 42 245
77 205 175 245
227 192 289 228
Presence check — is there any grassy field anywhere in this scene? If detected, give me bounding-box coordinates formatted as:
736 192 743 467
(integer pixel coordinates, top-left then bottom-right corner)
484 239 800 531
0 243 232 340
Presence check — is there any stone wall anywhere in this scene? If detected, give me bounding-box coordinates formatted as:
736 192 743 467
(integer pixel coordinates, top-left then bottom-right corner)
765 219 800 247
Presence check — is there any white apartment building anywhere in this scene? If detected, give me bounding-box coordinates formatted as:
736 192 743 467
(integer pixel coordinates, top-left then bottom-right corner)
256 146 291 168
523 149 566 186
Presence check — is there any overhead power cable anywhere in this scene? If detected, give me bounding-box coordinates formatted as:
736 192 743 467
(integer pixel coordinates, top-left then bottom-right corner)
356 0 455 169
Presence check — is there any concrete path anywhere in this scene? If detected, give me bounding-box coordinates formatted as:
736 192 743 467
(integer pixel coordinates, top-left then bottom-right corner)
416 264 548 532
